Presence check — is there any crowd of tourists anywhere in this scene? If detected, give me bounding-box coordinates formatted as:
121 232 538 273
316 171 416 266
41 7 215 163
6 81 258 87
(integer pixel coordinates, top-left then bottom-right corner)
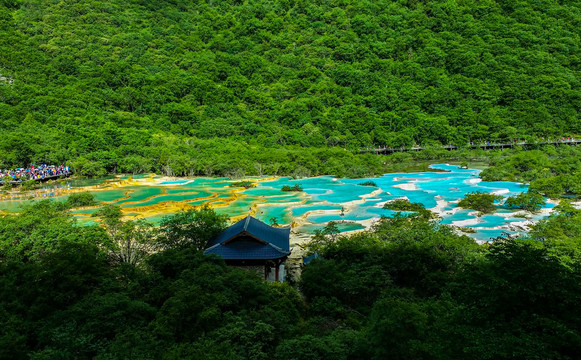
0 165 71 182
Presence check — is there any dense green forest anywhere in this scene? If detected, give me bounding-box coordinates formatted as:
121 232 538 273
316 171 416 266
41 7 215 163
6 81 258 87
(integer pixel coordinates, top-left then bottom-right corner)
480 145 581 198
1 201 580 359
0 0 580 176
1 0 580 358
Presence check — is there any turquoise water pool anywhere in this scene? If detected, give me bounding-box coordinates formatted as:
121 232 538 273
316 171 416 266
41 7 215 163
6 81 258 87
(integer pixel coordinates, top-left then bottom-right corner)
0 164 550 241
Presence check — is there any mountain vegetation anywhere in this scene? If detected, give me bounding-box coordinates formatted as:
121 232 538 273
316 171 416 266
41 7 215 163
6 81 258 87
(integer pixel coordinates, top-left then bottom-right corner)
482 146 581 199
0 0 580 176
1 0 580 358
0 201 580 359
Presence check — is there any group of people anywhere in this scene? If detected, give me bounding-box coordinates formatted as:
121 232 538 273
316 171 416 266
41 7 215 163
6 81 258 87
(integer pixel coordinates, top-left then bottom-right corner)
553 137 576 142
0 164 71 182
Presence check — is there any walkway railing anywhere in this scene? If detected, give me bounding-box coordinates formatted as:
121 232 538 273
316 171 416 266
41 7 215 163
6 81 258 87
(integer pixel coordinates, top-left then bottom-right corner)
360 139 581 154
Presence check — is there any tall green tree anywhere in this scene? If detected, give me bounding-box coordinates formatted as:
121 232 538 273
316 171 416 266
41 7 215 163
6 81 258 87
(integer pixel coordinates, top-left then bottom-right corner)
156 206 229 251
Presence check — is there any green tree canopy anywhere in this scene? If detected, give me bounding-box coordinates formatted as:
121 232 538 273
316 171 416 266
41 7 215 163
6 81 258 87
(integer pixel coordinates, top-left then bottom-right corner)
458 191 503 214
156 206 229 251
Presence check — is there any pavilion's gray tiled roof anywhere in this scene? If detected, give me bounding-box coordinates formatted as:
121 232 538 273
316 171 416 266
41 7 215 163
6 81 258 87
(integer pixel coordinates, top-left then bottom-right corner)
204 216 291 260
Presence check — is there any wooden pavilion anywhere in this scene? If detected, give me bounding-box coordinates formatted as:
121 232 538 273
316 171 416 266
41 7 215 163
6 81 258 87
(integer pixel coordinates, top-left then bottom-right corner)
204 215 291 282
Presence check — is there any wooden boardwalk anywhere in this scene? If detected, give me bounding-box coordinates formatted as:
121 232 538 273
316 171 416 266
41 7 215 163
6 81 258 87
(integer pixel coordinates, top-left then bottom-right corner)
360 139 581 154
2 172 72 185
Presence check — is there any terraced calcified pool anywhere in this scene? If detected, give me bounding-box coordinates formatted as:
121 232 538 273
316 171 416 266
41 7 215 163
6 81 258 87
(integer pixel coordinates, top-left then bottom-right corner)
0 165 555 241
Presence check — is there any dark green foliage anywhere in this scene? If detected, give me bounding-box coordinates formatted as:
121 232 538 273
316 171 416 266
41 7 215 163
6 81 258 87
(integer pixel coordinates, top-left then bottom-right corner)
450 239 581 359
0 0 578 175
1 176 11 191
302 215 479 306
367 295 455 360
93 204 157 265
0 200 108 261
281 184 303 192
229 181 256 189
1 0 581 354
530 200 581 267
505 192 546 212
383 198 436 218
0 201 304 359
358 181 377 187
454 239 580 323
300 255 392 317
19 180 38 192
156 206 229 251
0 243 111 359
481 147 581 199
481 150 551 182
301 214 581 360
458 191 503 213
274 331 360 360
1 199 581 359
64 192 99 209
530 173 581 199
93 204 124 228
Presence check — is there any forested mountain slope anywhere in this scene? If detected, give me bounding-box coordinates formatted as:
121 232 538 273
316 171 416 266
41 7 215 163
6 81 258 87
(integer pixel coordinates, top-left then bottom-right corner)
0 0 579 174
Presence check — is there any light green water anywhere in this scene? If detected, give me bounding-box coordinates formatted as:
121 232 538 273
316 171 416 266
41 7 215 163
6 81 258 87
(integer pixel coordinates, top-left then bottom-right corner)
0 165 554 241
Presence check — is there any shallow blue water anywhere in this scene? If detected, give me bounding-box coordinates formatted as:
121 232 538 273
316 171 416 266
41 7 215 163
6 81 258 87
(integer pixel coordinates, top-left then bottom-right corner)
472 229 518 242
292 205 343 217
244 164 546 240
128 164 551 240
468 215 524 228
440 210 475 225
1 164 550 241
158 180 190 185
297 222 366 234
